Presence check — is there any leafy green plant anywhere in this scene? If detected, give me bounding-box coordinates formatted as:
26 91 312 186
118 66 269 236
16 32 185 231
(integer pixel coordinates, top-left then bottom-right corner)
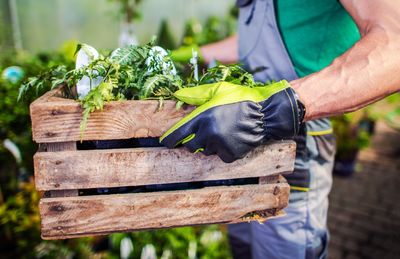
0 181 107 259
332 110 373 160
196 64 264 87
19 38 268 139
1 49 75 183
108 225 232 258
19 39 183 135
17 65 68 101
1 49 109 258
109 0 143 23
157 19 177 50
181 14 237 47
384 93 400 131
386 107 400 131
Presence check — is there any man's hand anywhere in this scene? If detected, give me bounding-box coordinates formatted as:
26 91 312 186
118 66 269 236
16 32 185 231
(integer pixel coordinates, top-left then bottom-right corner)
160 81 304 163
170 35 239 64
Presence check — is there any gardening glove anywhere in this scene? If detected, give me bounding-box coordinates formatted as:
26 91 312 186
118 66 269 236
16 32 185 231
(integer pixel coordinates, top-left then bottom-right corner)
170 45 204 63
160 80 305 163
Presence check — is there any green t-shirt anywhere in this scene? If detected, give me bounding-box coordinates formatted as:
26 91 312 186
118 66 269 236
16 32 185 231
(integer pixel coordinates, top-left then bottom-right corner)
275 0 360 77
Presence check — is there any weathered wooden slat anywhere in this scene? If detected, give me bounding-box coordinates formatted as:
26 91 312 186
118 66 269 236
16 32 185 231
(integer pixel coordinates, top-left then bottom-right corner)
34 141 296 191
40 142 79 197
30 88 195 143
40 181 290 239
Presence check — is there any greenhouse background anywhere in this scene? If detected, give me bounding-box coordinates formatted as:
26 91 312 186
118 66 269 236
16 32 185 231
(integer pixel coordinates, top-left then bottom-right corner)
1 0 234 52
1 0 400 258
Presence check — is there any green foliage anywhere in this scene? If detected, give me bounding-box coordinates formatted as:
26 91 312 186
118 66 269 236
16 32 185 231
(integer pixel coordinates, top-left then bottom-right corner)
109 42 148 65
332 110 373 159
108 225 232 258
385 92 400 104
17 65 68 101
385 107 400 131
79 82 124 137
1 50 74 177
19 39 183 135
1 49 105 258
157 19 177 50
0 183 41 253
109 0 143 22
181 13 236 47
384 93 400 131
19 44 269 137
196 64 264 87
0 182 105 259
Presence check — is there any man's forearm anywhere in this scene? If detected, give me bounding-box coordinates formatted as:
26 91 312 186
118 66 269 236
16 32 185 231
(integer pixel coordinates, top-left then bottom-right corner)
291 0 400 121
200 34 238 64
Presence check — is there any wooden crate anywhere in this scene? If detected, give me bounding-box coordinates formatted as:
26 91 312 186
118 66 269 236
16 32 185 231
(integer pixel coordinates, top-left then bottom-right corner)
31 88 296 240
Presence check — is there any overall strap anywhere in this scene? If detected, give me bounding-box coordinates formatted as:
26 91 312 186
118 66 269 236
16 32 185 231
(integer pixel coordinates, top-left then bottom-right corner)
238 0 334 192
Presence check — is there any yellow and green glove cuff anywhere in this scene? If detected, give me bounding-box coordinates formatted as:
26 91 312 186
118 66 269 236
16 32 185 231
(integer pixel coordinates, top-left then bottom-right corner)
160 80 304 162
170 45 204 63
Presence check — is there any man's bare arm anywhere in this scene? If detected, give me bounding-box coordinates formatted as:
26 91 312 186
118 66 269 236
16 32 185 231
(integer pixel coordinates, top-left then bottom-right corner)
291 0 400 121
200 34 238 64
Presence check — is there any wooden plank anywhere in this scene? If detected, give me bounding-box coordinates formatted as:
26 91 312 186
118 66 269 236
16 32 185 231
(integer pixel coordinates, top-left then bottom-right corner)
38 142 78 197
34 141 296 191
39 181 290 239
30 88 194 143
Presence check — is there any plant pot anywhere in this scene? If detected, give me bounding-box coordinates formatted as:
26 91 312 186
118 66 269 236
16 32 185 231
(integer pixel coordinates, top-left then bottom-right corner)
358 118 376 135
333 149 359 177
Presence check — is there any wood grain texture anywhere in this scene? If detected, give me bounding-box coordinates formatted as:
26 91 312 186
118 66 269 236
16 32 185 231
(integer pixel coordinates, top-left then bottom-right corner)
34 141 296 191
38 142 78 197
30 89 194 143
40 182 290 239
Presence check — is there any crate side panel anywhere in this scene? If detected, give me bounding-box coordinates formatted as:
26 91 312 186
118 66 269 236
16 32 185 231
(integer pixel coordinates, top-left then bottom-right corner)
34 141 296 190
30 96 194 142
40 182 290 239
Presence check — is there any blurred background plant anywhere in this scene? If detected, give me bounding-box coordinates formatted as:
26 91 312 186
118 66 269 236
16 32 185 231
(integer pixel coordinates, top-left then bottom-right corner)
179 6 237 48
331 92 399 177
384 93 400 131
331 109 376 177
0 41 76 200
109 0 143 46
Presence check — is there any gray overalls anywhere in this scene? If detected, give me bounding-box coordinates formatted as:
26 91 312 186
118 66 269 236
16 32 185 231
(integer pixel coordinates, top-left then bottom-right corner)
228 0 336 258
